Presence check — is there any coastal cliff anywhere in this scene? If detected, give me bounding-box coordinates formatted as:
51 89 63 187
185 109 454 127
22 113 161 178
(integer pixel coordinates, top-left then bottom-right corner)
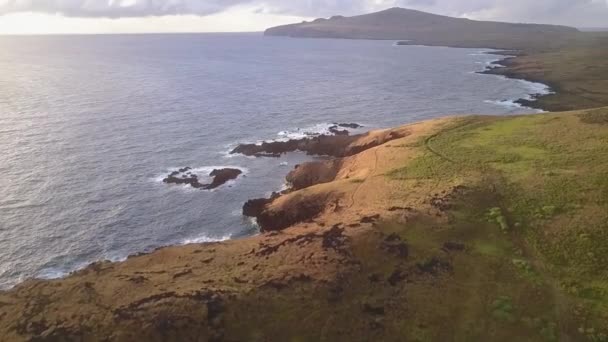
2 109 608 340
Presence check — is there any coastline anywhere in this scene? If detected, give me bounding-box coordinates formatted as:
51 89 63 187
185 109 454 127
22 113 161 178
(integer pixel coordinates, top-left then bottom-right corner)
394 42 557 113
2 41 556 290
4 108 608 340
478 50 557 111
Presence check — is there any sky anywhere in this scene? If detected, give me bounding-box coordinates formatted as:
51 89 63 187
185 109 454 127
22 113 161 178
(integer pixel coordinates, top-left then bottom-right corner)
0 0 607 34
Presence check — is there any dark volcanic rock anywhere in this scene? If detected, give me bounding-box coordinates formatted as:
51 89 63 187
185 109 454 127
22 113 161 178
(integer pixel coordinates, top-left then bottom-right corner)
230 134 359 158
381 234 409 259
360 214 380 224
256 194 328 232
337 123 363 129
286 159 342 191
328 125 349 136
163 173 204 188
242 192 281 217
243 192 333 232
417 257 453 276
163 168 242 190
231 124 405 159
206 168 242 190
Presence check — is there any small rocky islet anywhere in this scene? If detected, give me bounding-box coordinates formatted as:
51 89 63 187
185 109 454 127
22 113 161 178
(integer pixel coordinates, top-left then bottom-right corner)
163 167 243 190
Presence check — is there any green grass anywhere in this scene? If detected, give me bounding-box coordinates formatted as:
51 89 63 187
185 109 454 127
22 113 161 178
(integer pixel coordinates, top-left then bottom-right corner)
384 111 608 339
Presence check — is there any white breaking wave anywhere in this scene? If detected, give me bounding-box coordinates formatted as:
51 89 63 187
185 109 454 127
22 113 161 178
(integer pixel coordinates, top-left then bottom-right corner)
276 122 342 141
484 99 523 109
480 55 554 112
277 122 366 141
35 249 138 281
225 122 366 150
181 233 232 245
484 80 553 110
35 264 88 280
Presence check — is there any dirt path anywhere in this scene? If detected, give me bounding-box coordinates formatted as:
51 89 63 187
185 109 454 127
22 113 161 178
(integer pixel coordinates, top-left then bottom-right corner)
347 145 380 209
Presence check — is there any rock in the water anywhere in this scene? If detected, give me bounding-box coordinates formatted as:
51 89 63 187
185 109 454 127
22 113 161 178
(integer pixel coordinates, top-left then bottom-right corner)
163 167 243 190
337 123 363 129
230 135 359 158
230 123 365 158
163 172 204 188
205 168 242 190
329 125 350 136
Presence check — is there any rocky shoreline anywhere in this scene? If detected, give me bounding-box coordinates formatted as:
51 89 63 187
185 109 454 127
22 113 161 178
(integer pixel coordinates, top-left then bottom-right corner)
476 50 557 111
234 126 410 232
230 123 364 158
396 42 556 112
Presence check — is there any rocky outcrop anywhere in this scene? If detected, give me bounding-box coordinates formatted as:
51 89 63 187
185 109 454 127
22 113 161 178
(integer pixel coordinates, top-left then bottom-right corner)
255 192 337 232
163 168 242 190
231 135 358 158
242 160 342 232
242 192 281 218
286 159 342 191
336 123 363 129
328 126 349 136
240 125 412 231
207 169 243 189
231 129 406 158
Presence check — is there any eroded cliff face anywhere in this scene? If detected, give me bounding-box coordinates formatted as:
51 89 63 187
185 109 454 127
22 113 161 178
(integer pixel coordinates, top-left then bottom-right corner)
2 111 608 341
240 125 413 232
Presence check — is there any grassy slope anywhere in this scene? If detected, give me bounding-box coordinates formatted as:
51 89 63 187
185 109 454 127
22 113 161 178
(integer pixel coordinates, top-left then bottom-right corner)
209 110 608 341
389 109 608 340
2 110 608 341
229 109 608 341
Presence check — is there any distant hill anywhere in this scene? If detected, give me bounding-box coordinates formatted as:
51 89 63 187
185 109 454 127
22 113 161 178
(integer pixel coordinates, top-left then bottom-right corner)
265 7 580 50
579 27 608 32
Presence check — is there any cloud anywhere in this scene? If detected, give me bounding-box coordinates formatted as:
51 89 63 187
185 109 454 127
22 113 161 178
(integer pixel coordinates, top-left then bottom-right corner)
395 0 608 26
0 0 607 26
0 0 249 18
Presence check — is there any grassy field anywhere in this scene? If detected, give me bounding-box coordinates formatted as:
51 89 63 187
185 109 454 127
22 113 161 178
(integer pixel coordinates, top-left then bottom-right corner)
385 109 608 340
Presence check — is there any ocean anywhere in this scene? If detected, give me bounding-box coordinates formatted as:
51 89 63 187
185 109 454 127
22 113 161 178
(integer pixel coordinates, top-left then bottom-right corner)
0 32 550 289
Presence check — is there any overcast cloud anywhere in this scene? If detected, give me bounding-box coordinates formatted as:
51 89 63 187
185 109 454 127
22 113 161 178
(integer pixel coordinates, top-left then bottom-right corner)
0 0 607 26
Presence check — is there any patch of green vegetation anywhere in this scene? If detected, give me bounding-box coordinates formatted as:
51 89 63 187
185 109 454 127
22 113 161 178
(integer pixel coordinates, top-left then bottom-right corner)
540 321 558 342
486 207 510 233
387 152 467 180
578 327 608 342
512 258 532 273
491 296 516 322
521 317 559 341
